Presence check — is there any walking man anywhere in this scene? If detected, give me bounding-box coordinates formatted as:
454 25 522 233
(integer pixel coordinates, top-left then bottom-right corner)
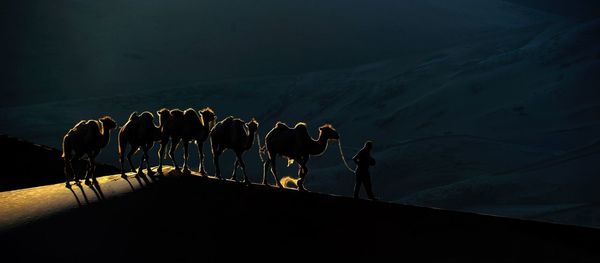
352 140 377 200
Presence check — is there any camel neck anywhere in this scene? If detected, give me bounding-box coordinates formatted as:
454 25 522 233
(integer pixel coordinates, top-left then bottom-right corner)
309 133 329 156
158 115 169 129
100 124 111 148
200 117 210 133
245 129 257 150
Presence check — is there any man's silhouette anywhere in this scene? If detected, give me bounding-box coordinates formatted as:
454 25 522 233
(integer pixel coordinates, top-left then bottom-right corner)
352 140 376 200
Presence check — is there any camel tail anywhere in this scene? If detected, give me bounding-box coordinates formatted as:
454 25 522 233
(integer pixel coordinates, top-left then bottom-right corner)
118 130 127 156
61 135 70 159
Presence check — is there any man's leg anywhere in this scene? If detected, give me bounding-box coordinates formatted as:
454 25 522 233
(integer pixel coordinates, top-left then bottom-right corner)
363 173 376 200
353 173 362 199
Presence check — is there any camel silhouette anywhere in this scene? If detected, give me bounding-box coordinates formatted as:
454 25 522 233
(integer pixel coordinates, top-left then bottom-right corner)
62 116 118 188
210 116 259 183
117 111 161 178
156 107 216 175
262 122 339 191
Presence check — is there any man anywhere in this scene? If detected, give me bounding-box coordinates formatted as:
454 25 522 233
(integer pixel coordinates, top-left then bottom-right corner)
352 140 377 200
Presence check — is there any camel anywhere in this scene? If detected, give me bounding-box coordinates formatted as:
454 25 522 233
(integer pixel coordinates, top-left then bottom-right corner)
117 111 161 178
156 107 216 175
62 116 118 188
262 122 339 191
210 116 259 183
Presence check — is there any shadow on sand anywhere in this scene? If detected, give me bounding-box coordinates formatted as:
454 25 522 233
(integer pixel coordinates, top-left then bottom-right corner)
76 184 90 205
68 187 82 207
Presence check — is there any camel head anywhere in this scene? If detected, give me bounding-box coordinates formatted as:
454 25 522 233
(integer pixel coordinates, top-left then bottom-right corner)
319 124 339 141
157 108 170 119
200 107 217 129
246 118 259 133
156 108 170 126
99 116 118 130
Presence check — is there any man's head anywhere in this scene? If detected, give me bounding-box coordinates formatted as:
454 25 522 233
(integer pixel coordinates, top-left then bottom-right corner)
364 140 373 151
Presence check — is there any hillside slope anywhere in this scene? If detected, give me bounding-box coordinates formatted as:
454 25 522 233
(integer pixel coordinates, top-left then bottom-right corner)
0 135 119 191
0 169 599 262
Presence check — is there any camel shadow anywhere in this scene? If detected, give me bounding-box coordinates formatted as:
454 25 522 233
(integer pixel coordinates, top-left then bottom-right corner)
145 171 159 183
68 187 82 207
87 184 102 201
90 181 106 200
122 176 136 192
139 173 151 185
134 173 151 188
76 184 90 205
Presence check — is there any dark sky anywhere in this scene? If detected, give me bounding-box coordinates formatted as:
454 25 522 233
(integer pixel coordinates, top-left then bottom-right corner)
1 0 598 107
505 0 600 19
1 0 419 106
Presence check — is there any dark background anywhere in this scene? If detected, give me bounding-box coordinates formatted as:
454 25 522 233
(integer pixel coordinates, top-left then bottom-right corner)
1 0 598 107
1 0 600 227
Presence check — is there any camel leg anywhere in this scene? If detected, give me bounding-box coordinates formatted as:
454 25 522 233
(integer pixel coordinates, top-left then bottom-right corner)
262 159 271 186
144 143 154 176
237 152 250 185
213 145 222 179
297 163 308 192
198 142 208 176
127 145 138 173
119 144 127 178
230 159 239 181
262 161 270 185
85 153 97 185
84 153 94 185
64 157 74 188
182 140 190 174
90 154 97 184
157 140 168 175
136 147 146 177
70 154 83 186
169 137 181 171
270 158 282 188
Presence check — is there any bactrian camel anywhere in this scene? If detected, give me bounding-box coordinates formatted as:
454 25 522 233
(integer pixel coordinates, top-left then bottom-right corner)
156 107 216 175
62 116 118 188
210 116 259 183
118 111 161 178
262 122 339 191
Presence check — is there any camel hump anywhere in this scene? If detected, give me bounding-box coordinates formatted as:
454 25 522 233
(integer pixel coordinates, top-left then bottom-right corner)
183 108 201 121
70 120 96 135
294 122 309 138
231 118 247 134
232 118 245 126
183 108 196 115
294 122 307 129
72 120 87 130
78 120 101 135
128 112 139 121
184 108 200 117
170 109 184 117
223 116 234 123
157 108 170 115
139 111 154 120
275 121 290 130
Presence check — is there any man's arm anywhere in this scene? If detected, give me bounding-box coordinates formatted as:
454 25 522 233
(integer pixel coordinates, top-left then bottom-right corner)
352 149 363 164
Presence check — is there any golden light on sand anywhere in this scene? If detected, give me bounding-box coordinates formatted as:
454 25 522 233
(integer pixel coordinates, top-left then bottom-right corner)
280 176 299 189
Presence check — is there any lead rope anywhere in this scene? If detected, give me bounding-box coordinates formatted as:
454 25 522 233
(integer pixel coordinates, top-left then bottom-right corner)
337 139 356 173
256 132 266 163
